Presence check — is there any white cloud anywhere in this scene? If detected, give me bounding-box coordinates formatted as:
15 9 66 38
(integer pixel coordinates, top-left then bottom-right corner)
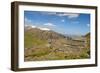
42 12 80 19
42 12 57 15
63 13 79 19
58 13 80 19
44 23 56 26
58 13 79 19
87 24 90 27
38 27 50 31
25 24 36 28
61 19 65 22
31 25 36 28
24 17 34 26
25 17 32 23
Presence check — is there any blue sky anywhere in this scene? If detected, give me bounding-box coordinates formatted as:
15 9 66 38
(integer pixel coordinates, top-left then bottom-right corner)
24 11 90 35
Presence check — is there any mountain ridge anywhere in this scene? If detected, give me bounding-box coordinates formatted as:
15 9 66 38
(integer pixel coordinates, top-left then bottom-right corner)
25 25 50 31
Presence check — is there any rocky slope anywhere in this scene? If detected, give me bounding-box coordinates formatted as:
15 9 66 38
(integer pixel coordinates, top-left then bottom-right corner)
24 26 90 61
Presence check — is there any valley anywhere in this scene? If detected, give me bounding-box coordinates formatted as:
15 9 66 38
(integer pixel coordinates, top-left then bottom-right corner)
24 26 90 61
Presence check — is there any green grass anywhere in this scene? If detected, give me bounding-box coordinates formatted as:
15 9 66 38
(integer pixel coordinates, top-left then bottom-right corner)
24 32 47 48
24 31 90 61
31 48 51 57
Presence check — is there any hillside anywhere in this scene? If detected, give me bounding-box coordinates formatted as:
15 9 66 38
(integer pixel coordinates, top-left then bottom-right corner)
24 27 66 48
24 26 90 61
84 33 90 55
